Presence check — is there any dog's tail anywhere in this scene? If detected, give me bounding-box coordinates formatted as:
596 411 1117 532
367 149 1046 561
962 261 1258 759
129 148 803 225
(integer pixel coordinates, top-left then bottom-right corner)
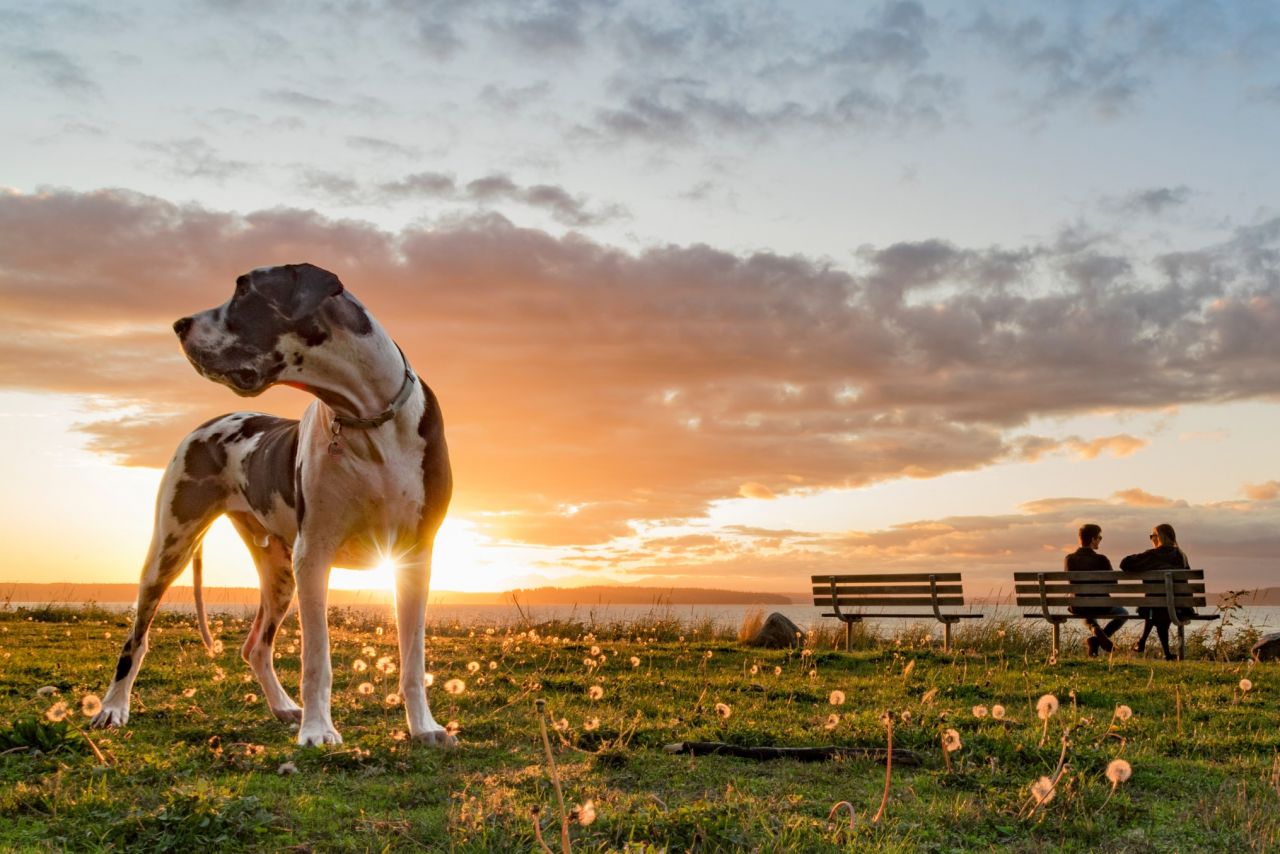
192 542 216 655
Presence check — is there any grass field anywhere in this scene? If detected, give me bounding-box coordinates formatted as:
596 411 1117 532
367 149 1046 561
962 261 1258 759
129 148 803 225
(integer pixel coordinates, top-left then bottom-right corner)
1 606 1277 852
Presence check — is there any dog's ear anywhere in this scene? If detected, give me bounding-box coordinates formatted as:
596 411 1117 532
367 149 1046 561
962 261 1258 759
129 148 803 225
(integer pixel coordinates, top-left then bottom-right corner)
289 263 344 320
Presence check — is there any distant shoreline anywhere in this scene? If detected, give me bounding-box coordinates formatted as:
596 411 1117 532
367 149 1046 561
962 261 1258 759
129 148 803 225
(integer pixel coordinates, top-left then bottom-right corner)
4 582 1277 608
0 582 800 607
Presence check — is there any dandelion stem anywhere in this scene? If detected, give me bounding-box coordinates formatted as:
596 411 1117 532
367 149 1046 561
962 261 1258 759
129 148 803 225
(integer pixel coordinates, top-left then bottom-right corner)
828 800 856 831
872 714 893 824
534 700 572 854
1175 684 1183 738
940 730 951 773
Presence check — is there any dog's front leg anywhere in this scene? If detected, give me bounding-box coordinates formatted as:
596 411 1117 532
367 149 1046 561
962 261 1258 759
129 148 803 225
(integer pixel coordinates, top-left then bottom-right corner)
294 539 342 746
396 551 455 748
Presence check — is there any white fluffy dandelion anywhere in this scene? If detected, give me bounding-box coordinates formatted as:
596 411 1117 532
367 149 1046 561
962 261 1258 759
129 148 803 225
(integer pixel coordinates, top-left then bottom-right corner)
1036 694 1059 720
443 678 465 695
715 702 732 720
829 690 846 706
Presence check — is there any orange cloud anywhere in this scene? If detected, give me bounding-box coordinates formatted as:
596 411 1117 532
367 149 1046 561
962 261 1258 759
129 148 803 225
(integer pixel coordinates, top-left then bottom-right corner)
1243 480 1280 501
738 482 776 499
1110 488 1185 508
4 189 1280 550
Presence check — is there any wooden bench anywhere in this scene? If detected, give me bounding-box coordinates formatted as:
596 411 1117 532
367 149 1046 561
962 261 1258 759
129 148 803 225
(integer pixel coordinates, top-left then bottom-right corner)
1013 569 1219 659
811 573 984 652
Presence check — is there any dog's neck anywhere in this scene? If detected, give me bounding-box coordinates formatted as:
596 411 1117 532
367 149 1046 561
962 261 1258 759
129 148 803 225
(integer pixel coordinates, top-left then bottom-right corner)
283 317 418 427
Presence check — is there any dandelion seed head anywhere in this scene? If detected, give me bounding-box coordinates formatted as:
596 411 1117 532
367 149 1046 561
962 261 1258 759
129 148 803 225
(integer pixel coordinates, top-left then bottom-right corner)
773 666 782 676
445 720 461 735
576 799 597 826
488 661 497 670
277 761 298 775
1106 758 1132 784
1036 694 1059 720
1240 678 1253 692
358 682 375 695
554 717 569 732
1115 704 1133 721
183 687 197 698
715 702 732 720
942 728 962 752
749 664 758 675
352 659 368 672
1030 776 1056 806
992 704 1006 720
466 661 481 674
45 701 68 722
80 694 102 717
244 693 258 704
828 690 846 706
588 685 604 700
590 645 601 657
385 693 402 706
584 716 600 731
972 704 989 718
824 713 840 730
362 645 376 657
376 656 396 674
425 673 435 687
444 678 465 695
631 656 641 668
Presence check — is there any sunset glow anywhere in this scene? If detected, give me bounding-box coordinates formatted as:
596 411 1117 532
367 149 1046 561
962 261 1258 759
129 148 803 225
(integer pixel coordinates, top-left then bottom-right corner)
3 3 1280 597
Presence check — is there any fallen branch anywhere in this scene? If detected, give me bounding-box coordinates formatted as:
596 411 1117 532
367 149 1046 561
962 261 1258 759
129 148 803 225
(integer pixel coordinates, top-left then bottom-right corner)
663 741 923 766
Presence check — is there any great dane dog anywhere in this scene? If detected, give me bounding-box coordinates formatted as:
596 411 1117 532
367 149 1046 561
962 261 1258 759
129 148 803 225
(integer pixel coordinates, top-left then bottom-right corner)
90 263 454 747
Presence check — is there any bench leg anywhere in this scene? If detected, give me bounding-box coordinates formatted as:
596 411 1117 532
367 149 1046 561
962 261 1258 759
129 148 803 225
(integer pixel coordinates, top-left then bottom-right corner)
1051 622 1060 659
943 622 952 653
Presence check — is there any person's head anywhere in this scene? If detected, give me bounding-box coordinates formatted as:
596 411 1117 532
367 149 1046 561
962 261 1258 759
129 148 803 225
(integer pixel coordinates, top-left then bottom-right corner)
1150 523 1178 548
1078 523 1102 548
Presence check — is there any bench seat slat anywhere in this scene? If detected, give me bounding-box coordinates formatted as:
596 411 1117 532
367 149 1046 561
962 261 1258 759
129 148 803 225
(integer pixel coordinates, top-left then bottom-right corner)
811 572 963 584
814 596 967 607
1022 612 1220 621
812 584 964 596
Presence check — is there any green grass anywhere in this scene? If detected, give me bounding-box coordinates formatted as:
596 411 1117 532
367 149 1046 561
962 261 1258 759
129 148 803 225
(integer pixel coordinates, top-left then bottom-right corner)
1 607 1276 852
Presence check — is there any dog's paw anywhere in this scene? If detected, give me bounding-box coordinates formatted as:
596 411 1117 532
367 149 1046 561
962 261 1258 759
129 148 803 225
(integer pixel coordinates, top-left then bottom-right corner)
272 705 303 724
90 705 129 729
411 727 459 750
297 721 343 747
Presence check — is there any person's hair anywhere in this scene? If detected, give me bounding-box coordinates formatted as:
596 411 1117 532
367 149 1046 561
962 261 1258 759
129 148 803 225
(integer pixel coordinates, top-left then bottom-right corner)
1078 523 1102 545
1154 522 1190 567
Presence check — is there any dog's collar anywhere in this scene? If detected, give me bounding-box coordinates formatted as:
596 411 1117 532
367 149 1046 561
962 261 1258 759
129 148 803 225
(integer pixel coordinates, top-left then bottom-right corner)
332 345 417 431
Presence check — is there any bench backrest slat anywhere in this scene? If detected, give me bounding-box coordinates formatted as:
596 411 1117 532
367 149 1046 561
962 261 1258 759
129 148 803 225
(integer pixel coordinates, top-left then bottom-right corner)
814 596 967 607
1014 582 1204 595
1015 595 1207 608
1013 569 1204 582
813 583 964 596
812 572 963 584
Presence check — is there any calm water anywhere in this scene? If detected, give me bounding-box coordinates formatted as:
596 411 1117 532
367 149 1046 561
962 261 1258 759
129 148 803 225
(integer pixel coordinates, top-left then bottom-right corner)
11 601 1278 639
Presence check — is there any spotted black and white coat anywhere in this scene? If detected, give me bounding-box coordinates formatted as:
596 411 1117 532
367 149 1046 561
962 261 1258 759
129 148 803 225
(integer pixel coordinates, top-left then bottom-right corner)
91 263 454 748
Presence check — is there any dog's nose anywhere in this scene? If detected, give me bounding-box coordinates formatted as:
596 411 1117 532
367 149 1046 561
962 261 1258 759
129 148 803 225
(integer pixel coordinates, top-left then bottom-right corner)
173 317 193 337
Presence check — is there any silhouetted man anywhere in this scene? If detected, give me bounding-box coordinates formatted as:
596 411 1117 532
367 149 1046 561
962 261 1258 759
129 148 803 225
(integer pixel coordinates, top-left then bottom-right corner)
1066 524 1129 656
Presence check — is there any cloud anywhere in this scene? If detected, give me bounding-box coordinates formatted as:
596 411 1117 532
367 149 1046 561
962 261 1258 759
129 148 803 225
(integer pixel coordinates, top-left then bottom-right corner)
14 48 100 97
4 189 1280 552
1243 480 1280 501
141 139 256 182
738 482 776 500
1105 186 1193 216
1110 488 1184 508
302 169 628 226
346 136 420 159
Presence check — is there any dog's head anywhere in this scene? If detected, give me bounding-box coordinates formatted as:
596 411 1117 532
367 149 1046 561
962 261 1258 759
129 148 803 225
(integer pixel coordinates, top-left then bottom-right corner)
173 263 351 396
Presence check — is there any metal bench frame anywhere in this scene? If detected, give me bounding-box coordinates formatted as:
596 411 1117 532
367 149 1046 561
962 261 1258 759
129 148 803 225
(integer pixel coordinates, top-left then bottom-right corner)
1013 569 1219 660
811 572 984 652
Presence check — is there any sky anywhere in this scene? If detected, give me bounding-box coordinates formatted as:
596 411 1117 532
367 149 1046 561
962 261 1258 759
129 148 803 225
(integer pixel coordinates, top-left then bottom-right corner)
2 0 1279 596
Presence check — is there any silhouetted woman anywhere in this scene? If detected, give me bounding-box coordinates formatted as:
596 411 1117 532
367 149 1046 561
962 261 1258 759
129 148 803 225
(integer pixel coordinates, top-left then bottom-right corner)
1120 523 1192 660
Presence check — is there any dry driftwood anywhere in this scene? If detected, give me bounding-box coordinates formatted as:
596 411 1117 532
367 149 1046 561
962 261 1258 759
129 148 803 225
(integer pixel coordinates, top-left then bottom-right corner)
663 741 923 766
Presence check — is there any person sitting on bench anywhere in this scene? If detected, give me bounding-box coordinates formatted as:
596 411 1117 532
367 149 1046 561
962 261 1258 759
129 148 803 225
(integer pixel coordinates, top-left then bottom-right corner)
1120 523 1193 661
1065 523 1129 657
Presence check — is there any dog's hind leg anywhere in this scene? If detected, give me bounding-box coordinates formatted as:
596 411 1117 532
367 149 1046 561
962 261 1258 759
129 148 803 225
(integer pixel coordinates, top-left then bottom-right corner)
227 511 301 723
92 432 230 728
